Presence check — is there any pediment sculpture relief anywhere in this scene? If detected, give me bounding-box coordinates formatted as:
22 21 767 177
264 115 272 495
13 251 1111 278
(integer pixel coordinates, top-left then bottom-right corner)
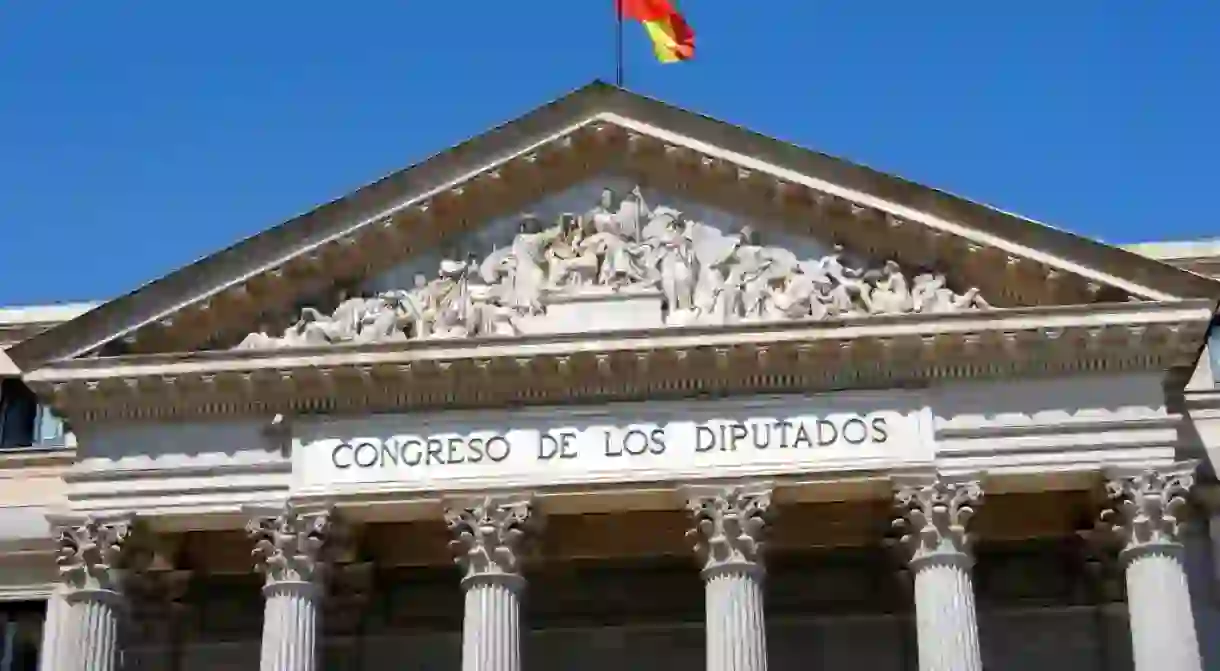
236 186 990 350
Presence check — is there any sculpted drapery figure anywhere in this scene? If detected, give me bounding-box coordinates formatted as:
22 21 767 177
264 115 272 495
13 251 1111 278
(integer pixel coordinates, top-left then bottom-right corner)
237 185 994 349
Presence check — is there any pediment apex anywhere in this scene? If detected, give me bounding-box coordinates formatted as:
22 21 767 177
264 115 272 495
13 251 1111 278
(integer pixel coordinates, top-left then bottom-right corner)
12 82 1217 368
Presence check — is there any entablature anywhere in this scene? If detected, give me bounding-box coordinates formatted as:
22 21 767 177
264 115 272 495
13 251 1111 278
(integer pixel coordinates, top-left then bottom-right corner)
23 299 1212 423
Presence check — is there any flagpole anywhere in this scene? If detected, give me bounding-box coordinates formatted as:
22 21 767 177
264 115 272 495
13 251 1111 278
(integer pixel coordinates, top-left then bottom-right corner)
615 0 625 86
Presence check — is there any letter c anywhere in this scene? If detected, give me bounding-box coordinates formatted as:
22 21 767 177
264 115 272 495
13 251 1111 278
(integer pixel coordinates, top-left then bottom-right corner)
332 442 354 469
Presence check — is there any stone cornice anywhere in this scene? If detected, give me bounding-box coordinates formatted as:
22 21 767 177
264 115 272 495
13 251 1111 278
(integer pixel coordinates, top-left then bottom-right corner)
24 300 1211 422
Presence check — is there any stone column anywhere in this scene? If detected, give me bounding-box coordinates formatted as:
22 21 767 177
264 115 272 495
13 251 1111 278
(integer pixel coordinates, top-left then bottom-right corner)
893 478 984 671
446 496 537 671
247 505 342 671
37 590 69 671
686 486 772 671
1102 466 1203 671
52 516 146 671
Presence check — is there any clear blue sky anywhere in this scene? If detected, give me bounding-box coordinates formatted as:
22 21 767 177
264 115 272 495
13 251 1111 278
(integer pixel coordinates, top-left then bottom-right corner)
1 2 1216 306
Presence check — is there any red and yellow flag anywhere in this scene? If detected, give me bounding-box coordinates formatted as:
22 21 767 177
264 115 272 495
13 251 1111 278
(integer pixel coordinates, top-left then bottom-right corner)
619 0 695 64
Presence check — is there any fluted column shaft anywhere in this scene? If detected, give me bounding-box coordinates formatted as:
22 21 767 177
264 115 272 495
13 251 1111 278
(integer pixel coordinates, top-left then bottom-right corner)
894 479 984 671
65 589 123 671
1103 466 1203 671
38 590 69 671
259 581 321 671
447 496 536 671
51 516 145 671
907 554 981 671
688 486 772 671
461 574 524 671
248 505 341 671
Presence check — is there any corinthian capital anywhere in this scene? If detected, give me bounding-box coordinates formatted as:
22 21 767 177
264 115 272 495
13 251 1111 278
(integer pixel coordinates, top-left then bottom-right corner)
893 478 983 566
246 504 342 585
1102 464 1197 558
445 496 536 585
686 486 772 576
54 515 147 594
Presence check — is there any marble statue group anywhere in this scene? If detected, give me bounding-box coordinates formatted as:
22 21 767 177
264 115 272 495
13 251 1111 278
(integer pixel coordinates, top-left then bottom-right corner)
236 186 991 350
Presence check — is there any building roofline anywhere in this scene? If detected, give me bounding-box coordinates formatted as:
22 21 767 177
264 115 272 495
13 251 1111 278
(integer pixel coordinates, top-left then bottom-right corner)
0 302 100 328
10 81 1220 369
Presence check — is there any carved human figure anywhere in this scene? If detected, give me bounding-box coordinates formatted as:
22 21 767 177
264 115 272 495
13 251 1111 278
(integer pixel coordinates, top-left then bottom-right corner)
861 260 913 315
545 214 599 289
818 244 863 283
571 187 655 288
426 257 479 339
373 291 421 342
766 273 817 320
236 329 282 350
294 290 378 345
391 273 432 338
911 272 991 313
651 212 697 315
504 216 558 313
232 184 996 349
584 187 618 234
611 186 648 242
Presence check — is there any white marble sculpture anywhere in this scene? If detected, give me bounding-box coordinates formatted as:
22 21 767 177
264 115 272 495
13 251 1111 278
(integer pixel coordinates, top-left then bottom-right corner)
235 186 992 350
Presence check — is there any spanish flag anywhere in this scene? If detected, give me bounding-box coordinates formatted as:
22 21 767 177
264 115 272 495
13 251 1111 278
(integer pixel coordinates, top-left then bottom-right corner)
619 0 695 64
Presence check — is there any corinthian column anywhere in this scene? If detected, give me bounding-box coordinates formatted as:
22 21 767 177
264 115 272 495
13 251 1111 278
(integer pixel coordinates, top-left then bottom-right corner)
247 505 342 671
893 478 984 671
687 486 772 671
446 496 537 671
52 515 146 671
1102 466 1203 671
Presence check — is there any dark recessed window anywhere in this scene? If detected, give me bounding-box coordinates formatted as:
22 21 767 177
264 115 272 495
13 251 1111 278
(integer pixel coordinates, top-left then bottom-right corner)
0 379 35 449
0 380 65 449
0 602 43 671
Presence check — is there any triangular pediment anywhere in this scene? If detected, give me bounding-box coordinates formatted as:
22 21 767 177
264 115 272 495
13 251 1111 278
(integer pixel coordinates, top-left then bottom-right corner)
10 81 1218 368
231 180 1004 351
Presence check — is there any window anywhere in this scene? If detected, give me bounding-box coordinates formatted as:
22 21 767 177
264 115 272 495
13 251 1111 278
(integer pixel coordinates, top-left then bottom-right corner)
0 602 42 671
32 405 64 446
1210 322 1220 384
0 380 35 449
0 379 65 449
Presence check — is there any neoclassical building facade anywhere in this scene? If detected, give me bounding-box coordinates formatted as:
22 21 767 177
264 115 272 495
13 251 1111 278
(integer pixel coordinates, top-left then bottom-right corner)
3 82 1220 671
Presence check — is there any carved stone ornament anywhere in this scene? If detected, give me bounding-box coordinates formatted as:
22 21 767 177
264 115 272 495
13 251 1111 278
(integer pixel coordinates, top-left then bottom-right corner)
445 497 535 584
1101 466 1196 559
55 515 148 594
236 186 992 349
686 486 772 576
892 479 983 567
246 505 341 586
